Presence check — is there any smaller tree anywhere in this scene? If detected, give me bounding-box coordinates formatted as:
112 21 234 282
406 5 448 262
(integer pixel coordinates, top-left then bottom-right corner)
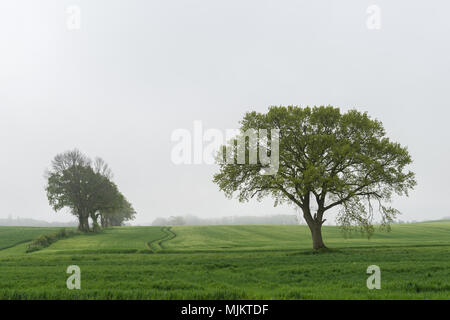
87 176 120 231
99 193 136 227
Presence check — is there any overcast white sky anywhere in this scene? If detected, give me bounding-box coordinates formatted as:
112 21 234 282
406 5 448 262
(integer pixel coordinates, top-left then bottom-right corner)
0 0 449 224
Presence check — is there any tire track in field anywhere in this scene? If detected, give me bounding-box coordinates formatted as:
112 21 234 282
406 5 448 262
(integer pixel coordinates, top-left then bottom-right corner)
147 227 176 253
159 227 176 249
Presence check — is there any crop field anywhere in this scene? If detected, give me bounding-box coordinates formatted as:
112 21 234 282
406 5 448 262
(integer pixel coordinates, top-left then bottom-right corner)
0 222 449 299
0 227 68 251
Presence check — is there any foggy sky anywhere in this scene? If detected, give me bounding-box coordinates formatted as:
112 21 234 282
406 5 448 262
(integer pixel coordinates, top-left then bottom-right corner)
1 0 449 224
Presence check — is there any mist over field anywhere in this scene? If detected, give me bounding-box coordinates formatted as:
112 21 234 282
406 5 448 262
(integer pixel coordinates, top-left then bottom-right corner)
1 0 450 225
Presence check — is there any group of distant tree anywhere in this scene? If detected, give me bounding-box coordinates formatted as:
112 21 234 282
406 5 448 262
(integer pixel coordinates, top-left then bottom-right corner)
148 215 450 227
45 149 136 232
152 216 186 226
151 214 299 226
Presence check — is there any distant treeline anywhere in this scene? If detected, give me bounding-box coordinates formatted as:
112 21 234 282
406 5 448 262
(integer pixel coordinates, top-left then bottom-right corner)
151 214 301 226
150 215 450 227
0 217 77 227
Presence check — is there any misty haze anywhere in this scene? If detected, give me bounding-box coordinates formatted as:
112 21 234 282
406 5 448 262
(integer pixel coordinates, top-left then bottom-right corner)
0 0 449 305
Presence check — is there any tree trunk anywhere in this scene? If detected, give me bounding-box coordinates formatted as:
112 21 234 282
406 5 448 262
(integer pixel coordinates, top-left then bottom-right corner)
78 213 90 233
302 204 327 250
308 222 327 250
90 212 101 232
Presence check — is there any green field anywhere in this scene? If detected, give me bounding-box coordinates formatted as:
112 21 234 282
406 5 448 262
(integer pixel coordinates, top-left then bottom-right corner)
0 227 71 253
0 222 449 299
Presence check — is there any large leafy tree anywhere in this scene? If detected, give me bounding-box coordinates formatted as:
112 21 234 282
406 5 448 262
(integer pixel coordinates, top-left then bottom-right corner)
46 150 93 232
213 106 416 249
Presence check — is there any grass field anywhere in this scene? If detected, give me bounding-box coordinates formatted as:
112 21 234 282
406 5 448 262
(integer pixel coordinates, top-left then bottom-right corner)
0 227 70 251
0 222 449 299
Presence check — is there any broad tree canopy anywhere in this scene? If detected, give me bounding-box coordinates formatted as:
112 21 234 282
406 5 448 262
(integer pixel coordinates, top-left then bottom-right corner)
214 106 416 249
